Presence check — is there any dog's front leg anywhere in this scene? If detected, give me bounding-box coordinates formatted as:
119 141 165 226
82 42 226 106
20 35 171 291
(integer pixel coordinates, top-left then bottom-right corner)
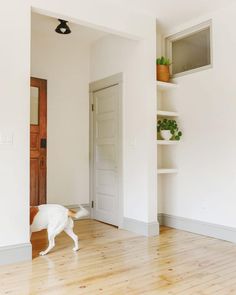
39 229 56 256
39 235 55 256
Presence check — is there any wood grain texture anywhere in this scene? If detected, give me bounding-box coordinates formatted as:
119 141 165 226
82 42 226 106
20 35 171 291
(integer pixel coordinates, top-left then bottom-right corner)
30 158 39 206
1 220 236 294
30 77 47 206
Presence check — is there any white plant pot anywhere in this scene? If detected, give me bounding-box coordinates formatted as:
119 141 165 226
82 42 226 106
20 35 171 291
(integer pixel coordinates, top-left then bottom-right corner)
160 130 172 140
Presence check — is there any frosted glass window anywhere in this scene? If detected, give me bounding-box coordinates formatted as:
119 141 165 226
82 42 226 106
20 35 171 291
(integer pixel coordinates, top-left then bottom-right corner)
166 21 212 76
30 87 39 125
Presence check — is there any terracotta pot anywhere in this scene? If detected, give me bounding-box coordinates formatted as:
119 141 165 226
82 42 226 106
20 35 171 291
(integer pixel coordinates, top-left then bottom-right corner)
156 65 170 82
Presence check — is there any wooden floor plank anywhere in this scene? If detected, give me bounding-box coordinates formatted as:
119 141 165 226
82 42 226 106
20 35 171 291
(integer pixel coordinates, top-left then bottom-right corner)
1 220 236 295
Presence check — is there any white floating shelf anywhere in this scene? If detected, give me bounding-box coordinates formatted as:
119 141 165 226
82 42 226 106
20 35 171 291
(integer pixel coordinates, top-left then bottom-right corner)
157 81 178 91
157 110 179 117
157 140 179 145
158 168 178 174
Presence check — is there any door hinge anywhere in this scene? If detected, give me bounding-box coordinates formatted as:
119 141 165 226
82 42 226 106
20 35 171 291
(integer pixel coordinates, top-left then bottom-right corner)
91 104 94 112
91 201 94 208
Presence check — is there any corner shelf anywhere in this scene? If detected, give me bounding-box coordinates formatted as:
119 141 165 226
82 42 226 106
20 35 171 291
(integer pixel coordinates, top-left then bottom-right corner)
157 81 178 91
156 75 180 216
157 168 178 174
157 140 179 145
157 110 179 117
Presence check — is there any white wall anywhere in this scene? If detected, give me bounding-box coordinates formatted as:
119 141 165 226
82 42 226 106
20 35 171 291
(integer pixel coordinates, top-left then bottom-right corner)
0 0 157 249
159 2 236 228
0 2 30 247
31 23 90 206
90 32 157 223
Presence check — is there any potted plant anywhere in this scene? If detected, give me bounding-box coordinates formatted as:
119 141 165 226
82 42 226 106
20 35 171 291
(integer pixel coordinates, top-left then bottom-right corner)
157 119 182 141
156 56 171 82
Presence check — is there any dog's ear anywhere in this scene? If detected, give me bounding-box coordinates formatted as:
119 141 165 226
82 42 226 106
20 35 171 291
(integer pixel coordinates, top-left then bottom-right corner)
30 207 39 225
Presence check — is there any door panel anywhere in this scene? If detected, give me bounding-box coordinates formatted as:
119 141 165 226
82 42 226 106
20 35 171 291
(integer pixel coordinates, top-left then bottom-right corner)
96 170 116 195
30 77 47 206
30 132 39 151
93 85 120 226
97 117 116 138
96 144 116 170
30 158 39 206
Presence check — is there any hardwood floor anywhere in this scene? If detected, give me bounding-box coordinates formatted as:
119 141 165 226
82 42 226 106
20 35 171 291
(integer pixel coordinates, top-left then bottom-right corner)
1 220 236 294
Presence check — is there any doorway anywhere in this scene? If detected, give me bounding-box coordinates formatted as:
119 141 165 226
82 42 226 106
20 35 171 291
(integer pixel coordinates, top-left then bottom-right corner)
30 13 124 225
30 77 47 206
90 74 123 227
31 12 106 208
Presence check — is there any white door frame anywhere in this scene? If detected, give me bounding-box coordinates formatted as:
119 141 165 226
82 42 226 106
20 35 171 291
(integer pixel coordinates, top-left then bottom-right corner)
89 73 123 227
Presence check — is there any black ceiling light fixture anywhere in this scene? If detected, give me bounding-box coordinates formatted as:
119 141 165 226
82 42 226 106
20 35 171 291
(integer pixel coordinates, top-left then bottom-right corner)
55 19 71 34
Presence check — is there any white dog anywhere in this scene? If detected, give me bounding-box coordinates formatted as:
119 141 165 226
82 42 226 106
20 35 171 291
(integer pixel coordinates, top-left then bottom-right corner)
30 204 88 256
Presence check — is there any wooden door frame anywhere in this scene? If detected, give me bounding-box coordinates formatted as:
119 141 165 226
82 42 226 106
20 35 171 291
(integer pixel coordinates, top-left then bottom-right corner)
30 77 47 205
89 73 123 228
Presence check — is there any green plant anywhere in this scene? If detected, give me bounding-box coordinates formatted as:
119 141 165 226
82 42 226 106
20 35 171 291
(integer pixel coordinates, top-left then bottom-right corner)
156 56 171 66
157 119 182 140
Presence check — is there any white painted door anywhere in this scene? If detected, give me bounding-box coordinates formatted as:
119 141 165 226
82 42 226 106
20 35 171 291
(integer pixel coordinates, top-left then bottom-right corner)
92 85 120 226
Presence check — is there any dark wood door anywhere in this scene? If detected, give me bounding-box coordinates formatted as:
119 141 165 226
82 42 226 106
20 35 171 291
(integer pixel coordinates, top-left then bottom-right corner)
30 77 47 206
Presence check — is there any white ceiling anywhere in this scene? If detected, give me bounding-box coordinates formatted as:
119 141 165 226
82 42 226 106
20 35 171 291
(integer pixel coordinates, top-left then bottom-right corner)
32 0 236 38
105 0 236 31
31 12 107 44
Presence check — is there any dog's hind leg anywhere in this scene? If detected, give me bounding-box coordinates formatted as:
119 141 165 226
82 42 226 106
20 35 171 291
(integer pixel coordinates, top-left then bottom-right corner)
64 218 79 251
64 227 79 251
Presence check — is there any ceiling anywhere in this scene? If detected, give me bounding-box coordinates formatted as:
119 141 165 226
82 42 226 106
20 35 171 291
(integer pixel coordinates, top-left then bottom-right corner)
32 0 236 38
31 12 107 44
105 0 236 31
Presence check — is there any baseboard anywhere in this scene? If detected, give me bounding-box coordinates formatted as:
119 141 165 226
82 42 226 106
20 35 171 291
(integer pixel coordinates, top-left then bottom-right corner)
159 213 236 243
64 203 91 219
0 243 32 266
122 217 159 236
158 213 164 226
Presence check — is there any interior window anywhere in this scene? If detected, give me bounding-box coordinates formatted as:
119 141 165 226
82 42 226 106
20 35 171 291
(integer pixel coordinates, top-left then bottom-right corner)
30 86 39 125
166 21 212 77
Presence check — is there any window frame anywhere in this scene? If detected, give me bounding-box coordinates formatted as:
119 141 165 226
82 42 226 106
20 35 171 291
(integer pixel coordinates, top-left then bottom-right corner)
165 20 213 78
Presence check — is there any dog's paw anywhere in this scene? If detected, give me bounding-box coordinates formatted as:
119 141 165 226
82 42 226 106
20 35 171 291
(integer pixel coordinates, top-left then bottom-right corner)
39 251 47 256
73 246 79 252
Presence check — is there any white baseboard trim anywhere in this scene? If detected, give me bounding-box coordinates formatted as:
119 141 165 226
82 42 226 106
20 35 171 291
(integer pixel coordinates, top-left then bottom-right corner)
122 217 159 236
159 213 236 243
64 203 91 219
0 243 32 266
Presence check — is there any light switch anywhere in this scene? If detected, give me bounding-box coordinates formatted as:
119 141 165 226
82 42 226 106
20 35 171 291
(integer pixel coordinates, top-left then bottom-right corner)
0 132 13 145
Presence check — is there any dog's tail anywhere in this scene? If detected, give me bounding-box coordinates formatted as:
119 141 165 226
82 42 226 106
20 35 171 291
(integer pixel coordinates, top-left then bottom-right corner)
68 205 89 219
